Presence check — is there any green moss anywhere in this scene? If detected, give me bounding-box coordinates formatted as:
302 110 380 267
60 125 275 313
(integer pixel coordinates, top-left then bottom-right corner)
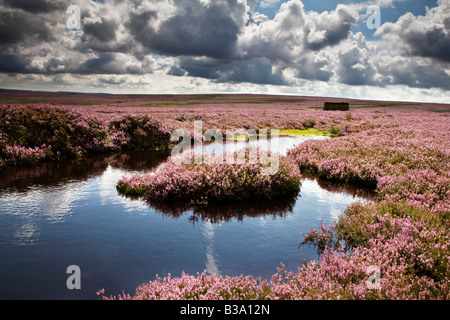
225 133 258 141
0 97 49 104
279 128 332 137
224 128 333 141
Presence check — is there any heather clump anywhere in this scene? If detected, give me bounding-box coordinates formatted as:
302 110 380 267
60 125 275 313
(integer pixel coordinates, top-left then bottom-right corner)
0 104 109 165
108 115 172 151
295 201 449 299
98 271 269 300
286 112 449 298
287 114 450 211
0 105 174 167
334 201 449 249
117 148 302 206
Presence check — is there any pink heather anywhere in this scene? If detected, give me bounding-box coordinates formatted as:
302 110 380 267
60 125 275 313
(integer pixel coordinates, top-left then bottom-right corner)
117 148 302 205
1 103 449 300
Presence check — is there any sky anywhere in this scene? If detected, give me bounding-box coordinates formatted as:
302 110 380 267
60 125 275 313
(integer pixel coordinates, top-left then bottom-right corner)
0 0 449 103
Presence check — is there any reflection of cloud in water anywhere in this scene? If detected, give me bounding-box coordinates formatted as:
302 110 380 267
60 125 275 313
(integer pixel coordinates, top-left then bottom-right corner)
97 166 153 214
298 179 370 221
42 185 86 223
12 222 39 246
202 221 220 276
0 183 86 223
0 180 87 246
98 166 127 206
192 136 328 156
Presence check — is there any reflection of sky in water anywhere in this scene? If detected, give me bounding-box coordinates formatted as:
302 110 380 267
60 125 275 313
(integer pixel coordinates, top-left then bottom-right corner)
192 135 328 156
0 181 87 246
0 136 372 299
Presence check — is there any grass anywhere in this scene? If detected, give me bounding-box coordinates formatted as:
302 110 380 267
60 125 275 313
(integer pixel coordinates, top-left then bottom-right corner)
129 102 197 108
225 132 259 141
0 97 50 104
127 96 308 108
279 128 333 137
77 101 102 106
223 128 333 141
223 98 307 104
350 102 412 109
427 107 450 113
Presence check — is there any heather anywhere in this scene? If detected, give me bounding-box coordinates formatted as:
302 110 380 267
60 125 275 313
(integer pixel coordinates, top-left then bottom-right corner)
296 201 449 299
116 148 302 207
287 112 450 212
100 108 450 300
108 115 172 151
0 104 108 166
1 100 449 300
0 104 172 166
0 101 387 167
100 201 449 300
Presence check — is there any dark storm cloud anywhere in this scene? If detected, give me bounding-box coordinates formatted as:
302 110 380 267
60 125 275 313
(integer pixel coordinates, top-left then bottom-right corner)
295 55 333 82
83 17 118 43
0 10 52 44
2 0 65 13
377 58 450 90
125 10 157 48
131 0 243 59
176 57 222 80
77 53 141 75
219 58 287 85
337 60 378 86
399 27 450 63
176 56 287 85
0 54 32 73
43 57 66 72
444 17 450 30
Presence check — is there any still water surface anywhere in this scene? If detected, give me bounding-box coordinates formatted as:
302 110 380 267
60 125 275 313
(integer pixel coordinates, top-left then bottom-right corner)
0 136 374 299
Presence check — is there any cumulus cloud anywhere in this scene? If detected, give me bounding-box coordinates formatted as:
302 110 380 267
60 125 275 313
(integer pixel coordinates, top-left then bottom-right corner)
335 32 388 86
375 0 450 62
83 17 118 43
0 0 448 100
369 0 450 89
303 4 358 51
2 0 66 13
259 0 281 8
0 8 54 45
176 56 288 85
143 0 245 59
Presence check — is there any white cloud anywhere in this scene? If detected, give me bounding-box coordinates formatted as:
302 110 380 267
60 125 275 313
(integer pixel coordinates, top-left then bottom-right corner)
259 0 281 8
375 0 450 62
0 0 448 102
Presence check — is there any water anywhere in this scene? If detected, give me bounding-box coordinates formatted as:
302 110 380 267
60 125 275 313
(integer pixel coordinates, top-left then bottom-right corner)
0 136 375 300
